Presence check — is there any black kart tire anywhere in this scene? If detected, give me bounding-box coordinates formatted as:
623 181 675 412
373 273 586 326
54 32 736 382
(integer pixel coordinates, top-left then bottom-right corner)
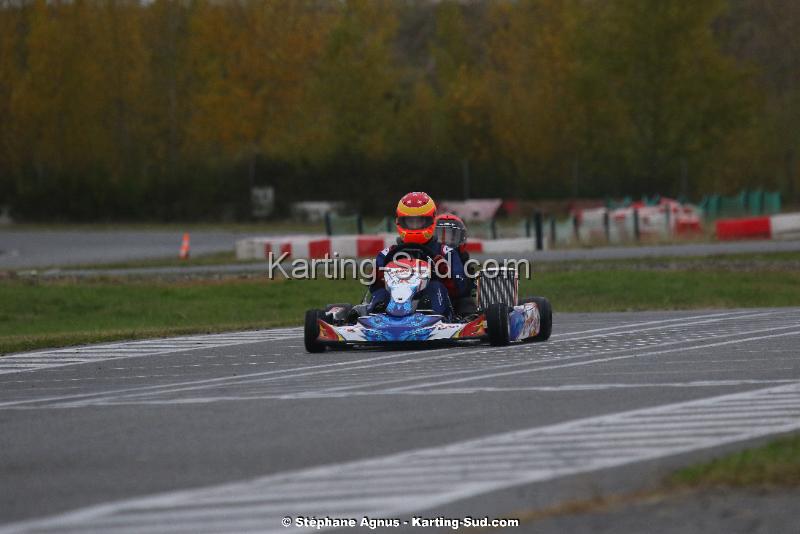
486 302 510 346
520 296 552 342
304 309 326 353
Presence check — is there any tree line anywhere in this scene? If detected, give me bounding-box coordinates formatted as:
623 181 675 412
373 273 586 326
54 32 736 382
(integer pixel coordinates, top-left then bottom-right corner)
0 0 798 220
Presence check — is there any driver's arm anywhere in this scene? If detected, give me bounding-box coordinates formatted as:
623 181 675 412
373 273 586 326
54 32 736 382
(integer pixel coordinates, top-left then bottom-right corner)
369 247 391 294
446 247 469 297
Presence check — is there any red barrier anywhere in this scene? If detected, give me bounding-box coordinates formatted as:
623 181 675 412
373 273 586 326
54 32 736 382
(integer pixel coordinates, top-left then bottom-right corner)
675 220 702 235
463 241 484 253
716 217 771 240
356 237 385 257
308 239 332 259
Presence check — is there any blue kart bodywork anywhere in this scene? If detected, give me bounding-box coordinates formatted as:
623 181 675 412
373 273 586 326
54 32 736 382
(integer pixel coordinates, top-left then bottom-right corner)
304 260 551 352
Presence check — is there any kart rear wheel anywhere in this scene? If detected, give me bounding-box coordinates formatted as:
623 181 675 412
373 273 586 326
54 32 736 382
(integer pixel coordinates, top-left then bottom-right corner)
486 303 510 346
520 296 552 341
304 309 326 353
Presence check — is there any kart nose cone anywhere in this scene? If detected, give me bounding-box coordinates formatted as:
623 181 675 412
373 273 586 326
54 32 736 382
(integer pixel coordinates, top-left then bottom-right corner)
390 286 414 303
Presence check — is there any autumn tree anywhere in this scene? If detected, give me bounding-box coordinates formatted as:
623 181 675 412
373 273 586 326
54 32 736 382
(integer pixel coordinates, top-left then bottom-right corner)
484 0 584 197
186 0 331 198
315 0 400 159
582 0 754 196
427 1 491 197
0 0 23 203
716 0 800 200
0 0 793 219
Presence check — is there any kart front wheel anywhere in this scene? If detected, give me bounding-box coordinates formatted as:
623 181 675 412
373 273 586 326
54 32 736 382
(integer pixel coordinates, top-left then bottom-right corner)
486 303 510 346
522 296 552 341
304 309 326 353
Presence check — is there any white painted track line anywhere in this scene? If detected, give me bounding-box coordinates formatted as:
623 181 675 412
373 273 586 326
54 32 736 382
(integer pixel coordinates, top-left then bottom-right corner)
0 309 761 377
3 382 800 534
0 329 302 375
2 309 797 408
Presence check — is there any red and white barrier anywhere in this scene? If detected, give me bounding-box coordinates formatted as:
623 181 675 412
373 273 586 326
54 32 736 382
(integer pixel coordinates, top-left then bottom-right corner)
577 207 609 242
330 235 386 258
572 199 703 245
234 234 541 260
236 234 423 260
716 212 800 240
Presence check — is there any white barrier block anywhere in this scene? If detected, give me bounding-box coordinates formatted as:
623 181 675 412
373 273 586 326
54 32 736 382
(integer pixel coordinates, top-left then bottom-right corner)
577 207 608 242
286 237 309 258
608 208 634 243
235 238 252 260
637 206 669 237
382 233 398 249
770 213 800 238
482 237 537 254
330 235 358 258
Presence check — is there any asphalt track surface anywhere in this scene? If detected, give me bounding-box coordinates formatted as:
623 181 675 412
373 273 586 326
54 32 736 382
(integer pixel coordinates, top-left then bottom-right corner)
4 228 800 274
0 230 253 269
1 308 800 533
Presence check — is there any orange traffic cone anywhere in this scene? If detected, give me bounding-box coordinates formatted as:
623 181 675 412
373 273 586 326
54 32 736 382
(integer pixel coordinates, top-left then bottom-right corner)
179 233 190 260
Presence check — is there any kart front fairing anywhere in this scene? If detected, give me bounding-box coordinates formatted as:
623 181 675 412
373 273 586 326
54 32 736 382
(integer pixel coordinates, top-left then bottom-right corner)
315 301 542 346
316 259 486 344
318 312 487 344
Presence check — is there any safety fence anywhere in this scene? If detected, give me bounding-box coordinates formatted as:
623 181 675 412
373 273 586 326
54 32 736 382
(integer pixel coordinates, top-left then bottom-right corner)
699 189 781 219
324 213 364 235
550 199 704 247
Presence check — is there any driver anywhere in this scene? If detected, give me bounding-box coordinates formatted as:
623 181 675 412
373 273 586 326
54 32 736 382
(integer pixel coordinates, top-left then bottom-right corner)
435 213 478 316
368 192 468 319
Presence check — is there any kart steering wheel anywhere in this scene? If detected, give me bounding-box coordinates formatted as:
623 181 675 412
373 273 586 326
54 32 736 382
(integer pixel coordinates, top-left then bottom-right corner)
389 243 437 262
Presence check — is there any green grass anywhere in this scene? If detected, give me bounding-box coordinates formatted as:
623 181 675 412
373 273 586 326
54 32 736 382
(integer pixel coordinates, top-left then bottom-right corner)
0 277 365 354
523 269 800 311
667 434 800 488
2 267 800 354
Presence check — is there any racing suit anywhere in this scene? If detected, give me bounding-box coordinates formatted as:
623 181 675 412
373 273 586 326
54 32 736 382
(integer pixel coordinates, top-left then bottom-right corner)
451 246 478 316
368 239 469 319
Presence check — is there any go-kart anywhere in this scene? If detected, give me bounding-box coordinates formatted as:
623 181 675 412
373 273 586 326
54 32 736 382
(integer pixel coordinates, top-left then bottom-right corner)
304 257 552 353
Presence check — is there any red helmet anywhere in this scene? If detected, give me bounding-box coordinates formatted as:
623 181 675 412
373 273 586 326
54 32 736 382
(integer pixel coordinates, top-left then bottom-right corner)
435 213 467 249
396 192 437 244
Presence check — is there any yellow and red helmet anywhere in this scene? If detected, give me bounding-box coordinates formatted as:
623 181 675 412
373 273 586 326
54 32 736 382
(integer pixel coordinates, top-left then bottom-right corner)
396 191 437 244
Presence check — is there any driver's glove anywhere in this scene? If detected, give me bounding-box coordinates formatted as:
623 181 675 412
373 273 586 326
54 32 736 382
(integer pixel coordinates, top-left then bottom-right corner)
367 288 390 314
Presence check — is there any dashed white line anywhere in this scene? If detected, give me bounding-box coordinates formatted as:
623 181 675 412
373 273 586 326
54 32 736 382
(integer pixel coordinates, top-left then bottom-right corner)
4 382 800 534
0 329 302 375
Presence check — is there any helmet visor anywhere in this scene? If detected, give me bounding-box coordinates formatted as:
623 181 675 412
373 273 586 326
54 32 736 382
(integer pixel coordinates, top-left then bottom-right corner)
398 215 434 230
435 222 467 247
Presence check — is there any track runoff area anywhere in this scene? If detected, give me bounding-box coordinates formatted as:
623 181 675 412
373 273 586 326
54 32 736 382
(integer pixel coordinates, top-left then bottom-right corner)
1 308 800 532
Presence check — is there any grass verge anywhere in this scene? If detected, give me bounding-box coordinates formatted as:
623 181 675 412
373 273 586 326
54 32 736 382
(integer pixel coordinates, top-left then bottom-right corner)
2 266 800 354
667 434 800 488
0 277 363 354
506 435 800 523
511 434 800 526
